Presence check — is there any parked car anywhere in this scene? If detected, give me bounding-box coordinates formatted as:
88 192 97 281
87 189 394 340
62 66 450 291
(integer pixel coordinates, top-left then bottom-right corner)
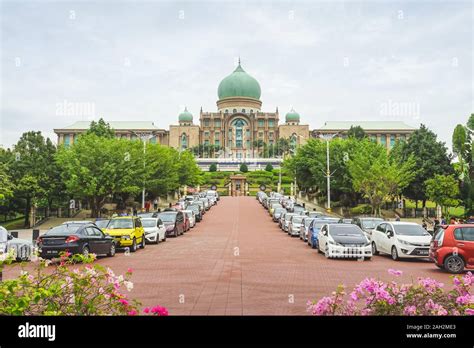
430 224 474 273
269 203 283 217
193 200 206 215
187 204 202 222
94 219 110 230
38 222 116 258
288 215 304 237
371 222 432 260
317 224 372 260
141 218 167 244
0 226 33 261
158 211 186 237
338 218 353 224
273 207 287 222
299 217 316 241
352 217 384 239
206 190 219 204
182 210 196 228
308 211 327 219
199 198 211 211
308 218 339 248
293 205 307 215
282 213 298 232
103 217 145 252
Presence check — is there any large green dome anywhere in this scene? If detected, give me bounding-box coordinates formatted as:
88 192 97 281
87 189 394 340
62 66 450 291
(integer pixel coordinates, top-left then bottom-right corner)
285 108 300 122
217 63 261 100
179 107 193 122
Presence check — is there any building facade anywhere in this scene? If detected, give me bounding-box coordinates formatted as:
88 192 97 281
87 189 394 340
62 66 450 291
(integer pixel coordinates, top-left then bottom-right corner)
54 61 416 154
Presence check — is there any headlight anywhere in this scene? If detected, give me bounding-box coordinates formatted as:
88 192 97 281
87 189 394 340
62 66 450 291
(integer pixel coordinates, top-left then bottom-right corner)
397 239 412 246
121 235 130 240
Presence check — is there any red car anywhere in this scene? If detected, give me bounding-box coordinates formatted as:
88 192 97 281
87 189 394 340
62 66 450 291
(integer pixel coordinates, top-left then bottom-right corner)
430 224 474 273
183 214 191 232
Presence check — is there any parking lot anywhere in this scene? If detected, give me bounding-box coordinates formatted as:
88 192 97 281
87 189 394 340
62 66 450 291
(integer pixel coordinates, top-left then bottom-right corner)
74 196 453 315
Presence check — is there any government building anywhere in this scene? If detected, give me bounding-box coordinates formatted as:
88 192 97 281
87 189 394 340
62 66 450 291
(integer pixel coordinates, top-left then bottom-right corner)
54 61 416 159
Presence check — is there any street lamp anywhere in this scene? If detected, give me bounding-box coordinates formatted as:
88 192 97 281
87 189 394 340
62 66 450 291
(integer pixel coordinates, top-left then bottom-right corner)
291 134 306 202
131 131 154 210
318 133 339 213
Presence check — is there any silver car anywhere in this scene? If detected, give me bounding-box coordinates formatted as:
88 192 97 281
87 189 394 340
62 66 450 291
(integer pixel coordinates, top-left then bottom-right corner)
283 213 298 232
0 226 33 261
300 217 316 241
288 215 304 237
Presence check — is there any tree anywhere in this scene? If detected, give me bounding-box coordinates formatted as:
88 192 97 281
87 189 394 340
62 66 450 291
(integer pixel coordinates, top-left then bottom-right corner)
0 162 14 203
240 163 248 173
9 132 60 226
392 124 453 208
347 126 366 140
425 174 460 217
265 163 273 172
347 139 416 216
56 134 142 217
85 118 115 138
143 145 180 197
176 151 201 187
209 163 217 172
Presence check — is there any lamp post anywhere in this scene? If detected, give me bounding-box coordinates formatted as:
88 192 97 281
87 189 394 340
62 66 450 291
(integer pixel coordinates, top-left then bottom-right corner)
318 133 339 213
291 134 306 203
132 131 154 210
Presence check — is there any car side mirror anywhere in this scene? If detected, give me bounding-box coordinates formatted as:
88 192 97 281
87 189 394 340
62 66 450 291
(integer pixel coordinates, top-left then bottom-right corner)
387 231 393 238
7 234 13 240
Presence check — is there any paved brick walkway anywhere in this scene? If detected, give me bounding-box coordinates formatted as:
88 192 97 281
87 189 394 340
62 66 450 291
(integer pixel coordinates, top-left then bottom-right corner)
90 196 454 315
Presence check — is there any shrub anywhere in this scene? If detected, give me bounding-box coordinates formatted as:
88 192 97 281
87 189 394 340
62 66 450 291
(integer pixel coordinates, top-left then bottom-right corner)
265 163 273 172
240 163 248 173
307 269 474 316
0 252 168 316
350 204 372 215
209 163 217 172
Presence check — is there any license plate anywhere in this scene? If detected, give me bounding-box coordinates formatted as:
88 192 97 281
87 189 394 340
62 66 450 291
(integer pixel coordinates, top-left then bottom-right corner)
47 250 58 254
419 250 429 255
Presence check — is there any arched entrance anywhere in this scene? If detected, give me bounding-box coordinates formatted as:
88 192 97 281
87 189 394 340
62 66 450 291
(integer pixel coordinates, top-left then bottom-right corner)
229 175 247 196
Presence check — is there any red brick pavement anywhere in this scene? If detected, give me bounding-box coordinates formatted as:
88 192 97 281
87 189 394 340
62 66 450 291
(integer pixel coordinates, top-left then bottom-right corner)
91 196 455 315
4 196 456 315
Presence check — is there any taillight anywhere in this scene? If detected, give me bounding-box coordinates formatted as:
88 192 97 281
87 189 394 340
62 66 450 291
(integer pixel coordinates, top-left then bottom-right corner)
65 235 80 243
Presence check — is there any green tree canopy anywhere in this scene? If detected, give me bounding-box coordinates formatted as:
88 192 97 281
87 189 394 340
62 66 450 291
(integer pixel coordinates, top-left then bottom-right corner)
209 163 217 172
425 174 460 217
240 163 248 173
85 118 115 138
347 126 366 140
265 163 274 172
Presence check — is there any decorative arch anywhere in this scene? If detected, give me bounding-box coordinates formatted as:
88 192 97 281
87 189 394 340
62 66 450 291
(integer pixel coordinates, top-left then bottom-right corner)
180 133 188 150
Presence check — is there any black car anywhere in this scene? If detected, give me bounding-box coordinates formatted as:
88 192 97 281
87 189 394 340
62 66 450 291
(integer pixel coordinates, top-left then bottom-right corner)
158 211 186 237
38 223 116 259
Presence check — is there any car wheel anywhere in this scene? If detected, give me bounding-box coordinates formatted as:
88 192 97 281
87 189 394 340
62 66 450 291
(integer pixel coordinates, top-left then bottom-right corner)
140 236 146 249
365 257 372 261
443 255 465 274
107 243 116 257
130 238 137 252
163 234 167 242
371 242 379 255
316 242 322 253
324 247 330 259
82 245 90 257
174 228 178 237
391 246 399 261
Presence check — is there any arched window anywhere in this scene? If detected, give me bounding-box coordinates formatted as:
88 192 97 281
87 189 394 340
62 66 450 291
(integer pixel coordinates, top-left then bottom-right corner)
233 109 237 113
290 134 297 153
231 118 248 149
181 133 188 150
242 109 246 113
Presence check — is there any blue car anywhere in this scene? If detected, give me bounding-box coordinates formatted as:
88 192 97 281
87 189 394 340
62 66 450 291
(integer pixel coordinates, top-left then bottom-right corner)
308 218 339 248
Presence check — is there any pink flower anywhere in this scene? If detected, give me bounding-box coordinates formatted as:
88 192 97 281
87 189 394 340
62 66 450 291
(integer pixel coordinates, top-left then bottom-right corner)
404 306 417 315
150 305 168 316
465 308 474 315
118 298 129 306
388 269 403 276
127 268 133 274
143 307 150 314
455 294 473 305
127 310 138 316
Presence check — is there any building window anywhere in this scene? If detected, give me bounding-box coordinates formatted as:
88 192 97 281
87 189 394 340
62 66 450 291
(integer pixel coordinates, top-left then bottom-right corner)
250 109 253 114
64 134 71 147
204 140 209 146
214 119 221 128
215 139 220 146
370 135 376 142
204 131 210 138
150 136 157 144
181 134 188 150
258 119 264 127
268 119 274 127
215 131 220 138
380 135 387 147
228 139 232 148
225 109 229 113
269 132 274 139
233 109 237 113
228 130 232 139
246 129 250 138
204 119 210 127
259 132 263 138
390 135 396 148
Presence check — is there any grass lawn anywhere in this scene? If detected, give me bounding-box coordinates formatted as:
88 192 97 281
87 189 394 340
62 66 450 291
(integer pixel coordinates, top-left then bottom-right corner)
404 199 465 217
0 217 25 230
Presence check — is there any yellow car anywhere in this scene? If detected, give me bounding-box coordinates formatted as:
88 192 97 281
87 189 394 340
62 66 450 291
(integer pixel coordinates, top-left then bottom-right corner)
103 216 145 252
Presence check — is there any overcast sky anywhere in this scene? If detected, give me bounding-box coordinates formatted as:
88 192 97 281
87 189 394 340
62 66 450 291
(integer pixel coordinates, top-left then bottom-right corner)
1 0 472 149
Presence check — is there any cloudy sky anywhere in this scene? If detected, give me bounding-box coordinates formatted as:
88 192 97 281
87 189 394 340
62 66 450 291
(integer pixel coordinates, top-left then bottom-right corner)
0 0 472 149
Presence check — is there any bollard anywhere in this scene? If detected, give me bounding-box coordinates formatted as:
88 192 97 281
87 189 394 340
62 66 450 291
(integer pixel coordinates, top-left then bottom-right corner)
10 231 18 238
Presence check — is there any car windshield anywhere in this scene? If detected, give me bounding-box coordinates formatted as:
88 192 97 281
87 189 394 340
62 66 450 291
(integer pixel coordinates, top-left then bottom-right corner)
158 213 177 222
361 219 383 229
305 219 315 227
47 225 81 235
395 225 430 236
275 208 286 214
294 206 304 212
107 219 133 229
329 225 364 236
141 219 157 228
185 212 193 217
292 217 303 224
285 214 296 221
94 220 110 228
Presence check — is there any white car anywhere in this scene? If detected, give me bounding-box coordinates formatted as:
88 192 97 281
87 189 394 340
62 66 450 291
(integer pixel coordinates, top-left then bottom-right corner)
182 210 196 228
141 218 167 244
371 221 432 260
318 224 372 260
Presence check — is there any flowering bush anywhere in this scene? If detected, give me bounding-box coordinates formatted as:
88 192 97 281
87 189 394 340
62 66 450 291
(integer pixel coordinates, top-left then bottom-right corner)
307 269 474 316
0 252 168 316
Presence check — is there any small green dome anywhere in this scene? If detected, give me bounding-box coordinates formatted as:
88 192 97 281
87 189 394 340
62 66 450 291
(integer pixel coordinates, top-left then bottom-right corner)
179 107 193 122
217 62 261 100
285 108 300 122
